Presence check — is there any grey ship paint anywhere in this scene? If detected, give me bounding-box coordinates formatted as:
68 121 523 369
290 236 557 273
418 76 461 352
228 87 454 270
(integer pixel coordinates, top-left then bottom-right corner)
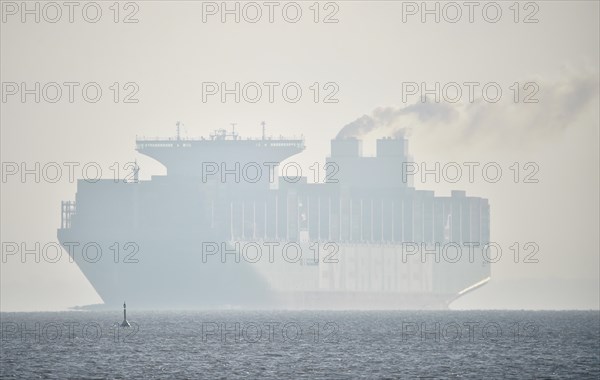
57 128 490 309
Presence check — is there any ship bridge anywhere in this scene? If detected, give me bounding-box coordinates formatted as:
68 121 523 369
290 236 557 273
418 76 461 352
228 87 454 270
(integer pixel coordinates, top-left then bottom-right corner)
136 128 305 178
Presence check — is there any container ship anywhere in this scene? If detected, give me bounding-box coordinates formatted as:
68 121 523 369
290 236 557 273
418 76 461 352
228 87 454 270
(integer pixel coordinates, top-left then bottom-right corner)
57 126 491 309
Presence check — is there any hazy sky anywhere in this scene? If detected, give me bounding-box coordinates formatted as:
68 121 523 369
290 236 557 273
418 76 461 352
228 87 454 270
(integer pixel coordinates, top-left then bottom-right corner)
1 1 598 310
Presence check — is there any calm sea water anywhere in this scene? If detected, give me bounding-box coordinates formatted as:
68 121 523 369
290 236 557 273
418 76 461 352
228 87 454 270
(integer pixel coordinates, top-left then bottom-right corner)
1 311 598 379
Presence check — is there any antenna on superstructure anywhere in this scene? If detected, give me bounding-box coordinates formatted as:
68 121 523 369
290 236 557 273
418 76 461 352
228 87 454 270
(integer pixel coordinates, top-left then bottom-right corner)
230 123 237 140
176 121 182 141
261 121 266 140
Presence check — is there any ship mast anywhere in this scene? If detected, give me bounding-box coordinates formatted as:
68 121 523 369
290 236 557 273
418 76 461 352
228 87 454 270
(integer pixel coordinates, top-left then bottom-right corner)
133 160 139 183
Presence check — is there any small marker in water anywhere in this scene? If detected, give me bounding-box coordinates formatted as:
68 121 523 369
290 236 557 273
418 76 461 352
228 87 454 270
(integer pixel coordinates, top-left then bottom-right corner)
121 301 131 327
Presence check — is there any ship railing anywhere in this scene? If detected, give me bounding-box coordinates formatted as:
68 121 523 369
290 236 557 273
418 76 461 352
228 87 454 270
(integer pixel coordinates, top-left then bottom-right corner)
61 201 76 229
135 135 305 150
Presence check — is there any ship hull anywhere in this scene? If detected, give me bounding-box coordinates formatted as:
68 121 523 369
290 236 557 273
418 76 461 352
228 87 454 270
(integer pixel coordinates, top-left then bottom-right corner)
57 231 489 309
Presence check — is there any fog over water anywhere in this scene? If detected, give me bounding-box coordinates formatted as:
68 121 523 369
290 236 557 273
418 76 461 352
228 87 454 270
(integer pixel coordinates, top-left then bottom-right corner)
2 1 599 378
1 2 598 309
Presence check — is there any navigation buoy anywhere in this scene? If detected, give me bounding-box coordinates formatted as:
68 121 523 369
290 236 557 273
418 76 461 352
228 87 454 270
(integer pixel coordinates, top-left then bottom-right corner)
121 301 131 327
